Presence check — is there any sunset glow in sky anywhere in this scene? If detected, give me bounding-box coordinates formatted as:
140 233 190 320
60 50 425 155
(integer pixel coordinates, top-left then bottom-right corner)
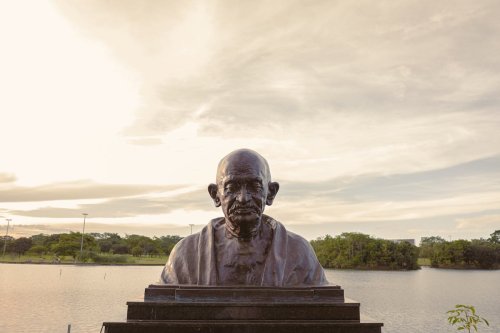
1 0 499 241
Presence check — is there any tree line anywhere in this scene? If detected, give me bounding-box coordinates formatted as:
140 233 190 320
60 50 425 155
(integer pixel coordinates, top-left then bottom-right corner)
310 232 419 270
419 230 500 269
3 230 498 269
1 232 183 262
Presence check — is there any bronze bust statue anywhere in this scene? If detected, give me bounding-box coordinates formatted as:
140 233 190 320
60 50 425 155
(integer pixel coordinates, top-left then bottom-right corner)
161 149 328 286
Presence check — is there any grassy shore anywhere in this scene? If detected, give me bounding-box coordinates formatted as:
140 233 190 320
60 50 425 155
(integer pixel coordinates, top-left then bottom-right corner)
2 255 432 267
0 254 168 265
417 258 431 266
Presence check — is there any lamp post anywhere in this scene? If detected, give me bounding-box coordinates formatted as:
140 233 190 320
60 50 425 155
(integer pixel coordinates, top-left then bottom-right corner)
189 224 194 235
79 213 88 261
2 218 11 257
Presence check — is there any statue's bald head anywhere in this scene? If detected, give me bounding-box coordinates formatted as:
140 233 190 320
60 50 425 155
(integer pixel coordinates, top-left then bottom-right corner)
216 149 271 184
208 149 280 233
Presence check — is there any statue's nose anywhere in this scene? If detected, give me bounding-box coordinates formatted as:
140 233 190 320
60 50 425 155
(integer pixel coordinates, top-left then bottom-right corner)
236 186 250 203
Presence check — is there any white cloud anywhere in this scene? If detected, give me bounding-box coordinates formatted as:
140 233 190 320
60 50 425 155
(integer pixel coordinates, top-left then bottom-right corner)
0 179 183 202
269 191 500 225
456 215 500 230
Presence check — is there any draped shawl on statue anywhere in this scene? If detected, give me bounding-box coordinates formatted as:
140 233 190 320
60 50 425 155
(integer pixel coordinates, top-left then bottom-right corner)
160 215 328 286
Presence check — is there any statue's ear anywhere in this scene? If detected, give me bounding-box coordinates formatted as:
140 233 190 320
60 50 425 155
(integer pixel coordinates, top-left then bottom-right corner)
266 182 280 206
208 184 221 207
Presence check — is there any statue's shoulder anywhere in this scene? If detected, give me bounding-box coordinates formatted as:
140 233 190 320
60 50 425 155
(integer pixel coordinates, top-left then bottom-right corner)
173 233 197 250
265 215 316 256
168 234 197 264
286 229 314 252
170 217 225 257
264 215 311 248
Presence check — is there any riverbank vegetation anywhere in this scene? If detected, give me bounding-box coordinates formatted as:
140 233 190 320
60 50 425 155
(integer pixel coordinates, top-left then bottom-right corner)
0 232 181 264
311 232 419 270
0 253 168 265
419 230 500 269
2 230 499 269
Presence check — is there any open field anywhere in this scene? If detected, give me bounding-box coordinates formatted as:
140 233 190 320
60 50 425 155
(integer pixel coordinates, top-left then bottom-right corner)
417 258 431 266
0 254 168 265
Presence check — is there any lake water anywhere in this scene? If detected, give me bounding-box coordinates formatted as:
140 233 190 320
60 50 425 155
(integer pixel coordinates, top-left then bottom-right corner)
0 264 498 333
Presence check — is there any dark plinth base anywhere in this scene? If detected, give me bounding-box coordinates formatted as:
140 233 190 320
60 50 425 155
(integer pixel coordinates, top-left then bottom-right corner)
103 285 383 333
103 321 383 333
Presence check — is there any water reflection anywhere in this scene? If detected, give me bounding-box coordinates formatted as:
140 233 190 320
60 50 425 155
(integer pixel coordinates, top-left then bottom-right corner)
0 264 159 333
326 268 499 333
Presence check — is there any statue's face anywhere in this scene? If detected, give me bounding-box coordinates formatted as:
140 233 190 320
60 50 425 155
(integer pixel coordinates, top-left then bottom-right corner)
217 157 269 230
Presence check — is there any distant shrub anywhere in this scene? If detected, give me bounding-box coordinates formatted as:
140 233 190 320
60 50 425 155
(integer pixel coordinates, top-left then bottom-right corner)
27 245 47 255
92 254 128 264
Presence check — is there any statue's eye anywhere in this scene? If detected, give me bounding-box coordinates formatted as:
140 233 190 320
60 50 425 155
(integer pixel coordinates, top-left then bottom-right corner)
225 184 236 192
251 182 263 191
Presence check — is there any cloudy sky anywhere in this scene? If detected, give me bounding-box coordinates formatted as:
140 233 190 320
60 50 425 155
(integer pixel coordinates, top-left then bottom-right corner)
1 0 499 242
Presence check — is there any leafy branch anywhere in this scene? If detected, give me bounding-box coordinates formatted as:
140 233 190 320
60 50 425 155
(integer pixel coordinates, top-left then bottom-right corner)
447 305 489 333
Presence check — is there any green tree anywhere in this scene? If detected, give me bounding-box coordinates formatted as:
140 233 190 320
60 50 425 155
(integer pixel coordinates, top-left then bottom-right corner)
43 234 61 250
395 241 419 270
131 246 143 257
27 245 47 255
0 235 14 253
51 232 97 259
447 240 470 265
468 240 497 269
111 243 129 254
30 234 49 246
421 233 500 269
311 235 336 268
156 235 182 255
488 230 500 244
447 305 489 333
311 233 419 270
419 236 446 263
125 234 162 257
94 233 123 253
11 237 32 256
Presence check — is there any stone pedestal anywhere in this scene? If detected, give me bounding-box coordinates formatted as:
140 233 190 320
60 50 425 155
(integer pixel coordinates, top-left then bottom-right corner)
103 285 383 333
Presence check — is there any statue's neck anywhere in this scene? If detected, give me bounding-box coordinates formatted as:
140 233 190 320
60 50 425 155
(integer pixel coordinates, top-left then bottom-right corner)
224 218 262 240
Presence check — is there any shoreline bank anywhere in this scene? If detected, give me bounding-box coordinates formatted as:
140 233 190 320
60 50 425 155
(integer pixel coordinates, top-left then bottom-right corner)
0 261 165 266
